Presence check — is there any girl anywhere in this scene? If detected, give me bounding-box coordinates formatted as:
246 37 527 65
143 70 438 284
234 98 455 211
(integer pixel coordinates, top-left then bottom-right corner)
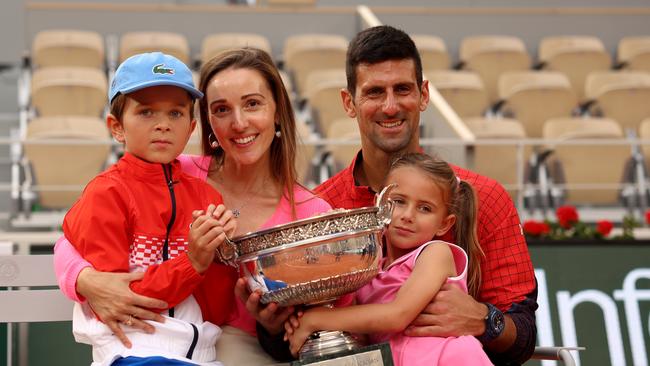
285 152 493 365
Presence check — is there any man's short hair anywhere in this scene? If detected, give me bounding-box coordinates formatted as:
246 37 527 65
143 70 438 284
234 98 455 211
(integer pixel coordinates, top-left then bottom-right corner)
345 25 423 96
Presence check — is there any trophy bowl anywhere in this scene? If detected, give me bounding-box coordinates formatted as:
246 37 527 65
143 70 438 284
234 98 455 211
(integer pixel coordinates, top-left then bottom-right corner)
233 206 385 307
217 185 394 361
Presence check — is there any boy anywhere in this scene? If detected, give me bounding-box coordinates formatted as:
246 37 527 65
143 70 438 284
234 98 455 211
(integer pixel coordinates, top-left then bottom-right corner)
63 52 236 365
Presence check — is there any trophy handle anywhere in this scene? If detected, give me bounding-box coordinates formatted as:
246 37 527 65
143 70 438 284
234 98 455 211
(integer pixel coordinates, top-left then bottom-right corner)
375 183 396 226
216 236 239 267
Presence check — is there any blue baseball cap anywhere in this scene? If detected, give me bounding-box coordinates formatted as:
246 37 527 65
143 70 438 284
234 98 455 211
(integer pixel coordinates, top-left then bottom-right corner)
108 52 203 102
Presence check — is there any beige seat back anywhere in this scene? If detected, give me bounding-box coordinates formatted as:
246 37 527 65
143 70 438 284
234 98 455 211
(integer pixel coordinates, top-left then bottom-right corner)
283 34 348 95
24 116 111 209
120 32 190 64
538 36 612 101
184 120 203 156
543 117 629 205
585 71 650 131
427 70 488 118
460 35 531 102
200 33 272 64
618 36 650 72
499 71 577 138
411 34 450 72
32 29 105 69
31 67 107 117
326 118 360 168
464 118 527 198
295 117 315 184
304 69 348 134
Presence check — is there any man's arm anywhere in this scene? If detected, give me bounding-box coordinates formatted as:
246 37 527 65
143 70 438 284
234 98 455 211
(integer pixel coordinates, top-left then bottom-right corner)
404 282 538 365
487 283 538 365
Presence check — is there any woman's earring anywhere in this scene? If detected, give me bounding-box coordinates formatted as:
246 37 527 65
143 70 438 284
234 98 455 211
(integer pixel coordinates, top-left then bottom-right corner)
275 124 281 138
209 133 219 149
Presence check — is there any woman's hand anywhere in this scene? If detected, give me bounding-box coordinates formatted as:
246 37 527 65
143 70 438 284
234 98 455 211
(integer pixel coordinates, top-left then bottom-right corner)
234 277 294 335
76 267 168 348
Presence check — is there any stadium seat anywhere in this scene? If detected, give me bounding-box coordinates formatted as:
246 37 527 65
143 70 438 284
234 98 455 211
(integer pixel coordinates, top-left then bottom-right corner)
200 33 272 64
497 71 577 138
464 118 527 198
31 66 107 117
295 116 317 185
325 117 360 169
32 29 105 69
496 71 576 137
543 117 630 205
23 116 111 209
617 36 650 72
119 31 190 64
304 68 347 135
411 34 450 72
459 35 531 102
538 36 612 101
283 34 348 95
427 70 489 118
184 119 203 156
584 71 650 132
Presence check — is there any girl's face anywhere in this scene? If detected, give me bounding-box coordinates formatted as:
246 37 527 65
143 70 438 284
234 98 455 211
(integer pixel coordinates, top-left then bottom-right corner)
206 67 277 167
385 166 455 255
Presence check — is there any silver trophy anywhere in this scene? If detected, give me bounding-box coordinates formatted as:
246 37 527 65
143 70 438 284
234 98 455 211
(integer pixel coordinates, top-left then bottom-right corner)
218 185 394 360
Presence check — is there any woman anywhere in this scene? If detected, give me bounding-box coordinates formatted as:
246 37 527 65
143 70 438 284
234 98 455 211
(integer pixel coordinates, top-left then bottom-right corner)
54 48 330 365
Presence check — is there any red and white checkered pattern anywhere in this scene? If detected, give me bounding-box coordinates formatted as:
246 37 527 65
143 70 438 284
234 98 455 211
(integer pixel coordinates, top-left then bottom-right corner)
130 234 188 267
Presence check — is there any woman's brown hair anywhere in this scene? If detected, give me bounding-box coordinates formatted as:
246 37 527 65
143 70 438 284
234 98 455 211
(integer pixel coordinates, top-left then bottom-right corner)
389 152 484 298
197 48 298 217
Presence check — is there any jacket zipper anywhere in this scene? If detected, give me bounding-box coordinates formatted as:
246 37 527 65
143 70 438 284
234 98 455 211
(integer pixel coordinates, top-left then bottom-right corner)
162 164 200 360
162 164 177 318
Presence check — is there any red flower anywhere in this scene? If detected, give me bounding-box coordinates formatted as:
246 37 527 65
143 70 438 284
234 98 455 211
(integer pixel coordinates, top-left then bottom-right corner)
523 220 550 237
596 220 613 237
645 209 650 225
556 205 579 229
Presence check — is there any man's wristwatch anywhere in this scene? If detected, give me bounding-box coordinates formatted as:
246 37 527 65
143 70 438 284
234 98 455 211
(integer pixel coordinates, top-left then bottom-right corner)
477 302 505 343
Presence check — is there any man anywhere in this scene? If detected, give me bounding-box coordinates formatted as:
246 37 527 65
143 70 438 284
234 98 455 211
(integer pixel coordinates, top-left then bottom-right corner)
245 25 538 365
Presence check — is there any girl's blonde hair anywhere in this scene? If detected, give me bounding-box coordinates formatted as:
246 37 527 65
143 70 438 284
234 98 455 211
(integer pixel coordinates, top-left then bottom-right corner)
389 152 484 298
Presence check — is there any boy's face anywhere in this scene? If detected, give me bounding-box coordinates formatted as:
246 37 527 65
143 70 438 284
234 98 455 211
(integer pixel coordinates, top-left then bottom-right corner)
108 85 196 164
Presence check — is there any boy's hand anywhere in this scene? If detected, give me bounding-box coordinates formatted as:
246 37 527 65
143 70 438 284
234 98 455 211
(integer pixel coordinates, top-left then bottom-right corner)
187 204 227 273
211 204 237 238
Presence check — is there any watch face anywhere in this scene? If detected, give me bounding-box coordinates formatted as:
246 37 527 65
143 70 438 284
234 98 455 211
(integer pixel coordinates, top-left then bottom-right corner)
491 309 505 334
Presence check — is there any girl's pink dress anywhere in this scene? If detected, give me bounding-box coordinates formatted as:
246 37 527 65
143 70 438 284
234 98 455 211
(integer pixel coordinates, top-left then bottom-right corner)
355 240 493 366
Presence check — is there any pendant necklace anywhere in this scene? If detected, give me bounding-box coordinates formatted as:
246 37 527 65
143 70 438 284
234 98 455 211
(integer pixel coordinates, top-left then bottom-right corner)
228 175 270 218
231 198 252 218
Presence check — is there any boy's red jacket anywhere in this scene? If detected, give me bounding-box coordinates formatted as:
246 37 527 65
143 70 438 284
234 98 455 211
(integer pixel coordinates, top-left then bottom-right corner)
63 152 237 325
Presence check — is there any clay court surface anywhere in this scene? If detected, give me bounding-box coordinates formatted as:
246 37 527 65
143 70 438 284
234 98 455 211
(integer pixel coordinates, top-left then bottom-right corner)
262 253 373 284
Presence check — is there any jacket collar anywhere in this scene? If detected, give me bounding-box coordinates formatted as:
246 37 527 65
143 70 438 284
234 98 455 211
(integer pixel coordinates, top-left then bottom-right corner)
119 152 182 183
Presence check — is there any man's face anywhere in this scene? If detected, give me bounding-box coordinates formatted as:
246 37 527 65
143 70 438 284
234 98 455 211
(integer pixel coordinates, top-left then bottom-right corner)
342 59 429 155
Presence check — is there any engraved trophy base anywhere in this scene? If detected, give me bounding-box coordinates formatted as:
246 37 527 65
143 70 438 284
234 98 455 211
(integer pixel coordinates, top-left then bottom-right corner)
292 339 393 366
299 330 362 359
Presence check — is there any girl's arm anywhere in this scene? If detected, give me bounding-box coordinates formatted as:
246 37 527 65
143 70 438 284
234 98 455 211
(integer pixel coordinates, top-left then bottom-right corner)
287 243 456 355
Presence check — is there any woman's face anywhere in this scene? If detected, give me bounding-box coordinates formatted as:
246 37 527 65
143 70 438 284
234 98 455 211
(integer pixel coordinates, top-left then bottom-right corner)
206 67 277 167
